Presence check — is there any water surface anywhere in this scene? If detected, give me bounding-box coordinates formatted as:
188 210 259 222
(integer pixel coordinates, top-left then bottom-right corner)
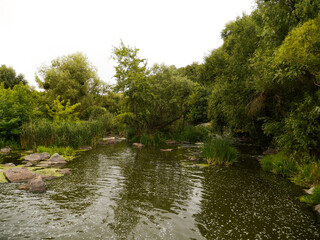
1 142 320 239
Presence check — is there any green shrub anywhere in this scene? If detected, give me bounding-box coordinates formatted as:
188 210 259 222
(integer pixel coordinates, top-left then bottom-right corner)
203 136 239 166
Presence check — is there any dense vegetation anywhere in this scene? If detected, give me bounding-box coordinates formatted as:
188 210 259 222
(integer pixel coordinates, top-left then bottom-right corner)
1 1 320 184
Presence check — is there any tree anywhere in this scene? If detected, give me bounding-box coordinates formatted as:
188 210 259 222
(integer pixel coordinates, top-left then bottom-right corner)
0 83 36 145
36 52 103 112
111 41 150 119
0 65 27 89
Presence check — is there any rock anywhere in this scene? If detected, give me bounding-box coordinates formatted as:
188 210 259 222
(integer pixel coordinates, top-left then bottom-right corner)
47 153 67 165
160 149 173 152
18 175 46 193
4 168 36 182
36 163 50 168
57 168 72 174
28 175 46 193
0 146 11 154
80 146 92 150
314 204 320 220
24 150 33 154
188 157 197 161
183 141 191 144
103 137 115 141
263 148 277 155
24 162 33 167
24 152 50 163
304 187 314 195
166 140 179 145
118 137 127 141
195 142 204 145
2 163 16 167
133 143 144 148
107 139 119 144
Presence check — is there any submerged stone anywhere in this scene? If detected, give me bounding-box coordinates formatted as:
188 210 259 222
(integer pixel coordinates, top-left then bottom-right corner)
160 149 173 152
18 175 46 193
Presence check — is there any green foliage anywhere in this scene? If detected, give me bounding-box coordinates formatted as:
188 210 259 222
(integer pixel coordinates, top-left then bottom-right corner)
46 96 80 123
260 152 299 177
168 125 209 144
36 52 104 115
37 145 76 160
299 186 320 204
0 65 27 89
0 83 37 145
203 136 239 166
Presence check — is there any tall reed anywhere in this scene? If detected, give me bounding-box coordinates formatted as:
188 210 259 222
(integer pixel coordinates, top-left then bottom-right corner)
203 136 239 166
20 119 108 149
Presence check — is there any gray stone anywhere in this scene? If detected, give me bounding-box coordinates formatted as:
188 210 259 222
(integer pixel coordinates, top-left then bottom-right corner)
133 143 144 148
4 168 36 182
2 163 16 167
160 149 173 152
314 204 320 220
24 162 33 167
80 146 92 150
28 175 46 193
24 152 50 163
166 140 179 145
0 146 11 154
304 187 314 195
47 153 67 164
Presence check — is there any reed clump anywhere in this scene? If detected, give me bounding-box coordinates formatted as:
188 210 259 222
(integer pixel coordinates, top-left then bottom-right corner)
203 136 239 166
20 119 108 149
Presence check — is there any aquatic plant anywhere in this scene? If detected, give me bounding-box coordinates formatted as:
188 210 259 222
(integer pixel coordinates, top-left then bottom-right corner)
203 136 239 166
20 118 109 149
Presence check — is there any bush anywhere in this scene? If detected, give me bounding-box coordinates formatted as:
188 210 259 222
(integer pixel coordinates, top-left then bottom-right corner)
167 125 209 143
203 136 239 166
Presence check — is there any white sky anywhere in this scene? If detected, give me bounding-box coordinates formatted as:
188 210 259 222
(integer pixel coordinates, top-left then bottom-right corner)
0 0 255 87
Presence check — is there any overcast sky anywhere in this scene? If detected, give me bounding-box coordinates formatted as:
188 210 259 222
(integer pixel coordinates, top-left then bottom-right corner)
0 0 255 87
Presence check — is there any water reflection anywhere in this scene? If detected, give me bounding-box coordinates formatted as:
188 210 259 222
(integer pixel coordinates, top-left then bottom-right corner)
1 143 320 239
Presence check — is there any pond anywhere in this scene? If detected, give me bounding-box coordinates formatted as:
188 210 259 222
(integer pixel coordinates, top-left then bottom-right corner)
1 141 320 239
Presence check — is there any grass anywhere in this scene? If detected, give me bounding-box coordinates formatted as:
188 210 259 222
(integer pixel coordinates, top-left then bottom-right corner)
299 186 320 204
37 146 77 161
260 152 320 187
203 136 239 166
260 152 299 177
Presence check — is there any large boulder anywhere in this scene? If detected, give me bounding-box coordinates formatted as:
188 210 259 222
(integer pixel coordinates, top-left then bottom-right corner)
24 152 50 163
18 175 46 193
4 168 36 182
47 153 67 165
28 175 46 193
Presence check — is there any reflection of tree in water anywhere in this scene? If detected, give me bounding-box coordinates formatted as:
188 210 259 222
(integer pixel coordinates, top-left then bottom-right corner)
110 147 193 239
47 145 124 212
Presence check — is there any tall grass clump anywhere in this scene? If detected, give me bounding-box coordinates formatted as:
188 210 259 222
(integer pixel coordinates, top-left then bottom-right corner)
203 136 239 166
260 152 299 177
20 116 112 149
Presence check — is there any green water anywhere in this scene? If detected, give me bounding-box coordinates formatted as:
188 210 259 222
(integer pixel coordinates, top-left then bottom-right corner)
1 141 320 239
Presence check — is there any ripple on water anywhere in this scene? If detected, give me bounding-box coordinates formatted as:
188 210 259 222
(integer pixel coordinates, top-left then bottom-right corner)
1 143 320 239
